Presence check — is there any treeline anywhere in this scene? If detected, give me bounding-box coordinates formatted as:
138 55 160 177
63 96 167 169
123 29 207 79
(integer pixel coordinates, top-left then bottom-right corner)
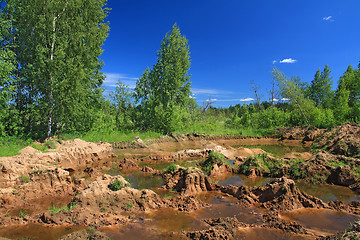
1 1 360 141
226 63 360 129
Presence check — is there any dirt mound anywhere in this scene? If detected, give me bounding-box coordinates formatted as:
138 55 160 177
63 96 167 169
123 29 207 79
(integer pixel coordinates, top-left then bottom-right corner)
59 229 109 240
0 167 82 212
73 175 167 212
217 177 327 211
19 146 41 155
260 213 307 234
163 167 213 195
275 126 324 141
184 217 245 240
313 123 360 158
117 158 140 171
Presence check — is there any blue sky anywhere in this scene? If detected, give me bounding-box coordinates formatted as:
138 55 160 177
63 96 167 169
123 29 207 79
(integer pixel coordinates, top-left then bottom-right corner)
101 0 360 108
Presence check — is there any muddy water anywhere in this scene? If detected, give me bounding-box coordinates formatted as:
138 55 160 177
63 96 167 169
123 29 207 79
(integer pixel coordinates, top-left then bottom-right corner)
297 181 360 203
216 174 270 187
235 227 311 240
137 157 201 170
282 208 359 235
106 169 164 190
0 224 84 240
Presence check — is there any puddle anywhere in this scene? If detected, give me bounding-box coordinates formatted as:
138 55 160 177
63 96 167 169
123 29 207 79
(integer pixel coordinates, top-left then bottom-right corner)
235 227 309 240
0 224 84 240
137 158 200 171
195 192 263 225
282 208 359 234
106 169 164 190
297 181 360 203
216 174 270 187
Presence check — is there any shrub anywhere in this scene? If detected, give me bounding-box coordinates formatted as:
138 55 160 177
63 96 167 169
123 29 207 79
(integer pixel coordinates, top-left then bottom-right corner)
164 163 178 173
108 179 125 191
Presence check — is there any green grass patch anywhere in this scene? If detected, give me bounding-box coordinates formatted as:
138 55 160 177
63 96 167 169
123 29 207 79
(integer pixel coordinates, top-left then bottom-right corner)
164 163 178 173
21 175 31 182
108 179 130 191
0 136 33 157
201 151 229 173
19 209 28 218
62 130 162 143
49 205 68 214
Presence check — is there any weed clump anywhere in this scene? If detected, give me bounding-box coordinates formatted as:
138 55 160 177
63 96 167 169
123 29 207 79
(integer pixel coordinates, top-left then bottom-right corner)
108 179 126 191
201 151 228 173
164 163 178 173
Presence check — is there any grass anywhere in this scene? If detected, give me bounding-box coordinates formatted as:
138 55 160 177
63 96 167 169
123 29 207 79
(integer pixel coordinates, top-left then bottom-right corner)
63 130 163 143
108 179 127 191
0 123 273 157
173 122 274 137
164 163 178 173
0 136 33 157
19 209 28 218
201 151 229 173
49 203 77 214
21 175 31 182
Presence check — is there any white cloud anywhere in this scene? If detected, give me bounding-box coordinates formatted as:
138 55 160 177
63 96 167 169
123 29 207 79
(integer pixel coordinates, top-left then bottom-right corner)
240 98 254 102
272 60 277 64
103 73 138 89
323 16 334 21
198 98 254 102
192 88 234 95
281 98 290 101
280 58 297 64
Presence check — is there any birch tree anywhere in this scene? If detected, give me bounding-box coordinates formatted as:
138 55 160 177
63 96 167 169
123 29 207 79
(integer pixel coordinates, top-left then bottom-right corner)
2 0 109 137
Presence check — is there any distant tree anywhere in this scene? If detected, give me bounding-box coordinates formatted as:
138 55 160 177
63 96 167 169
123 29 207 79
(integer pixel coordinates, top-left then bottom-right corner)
337 65 360 107
272 67 311 126
307 65 333 108
110 80 133 129
134 24 192 133
250 80 261 107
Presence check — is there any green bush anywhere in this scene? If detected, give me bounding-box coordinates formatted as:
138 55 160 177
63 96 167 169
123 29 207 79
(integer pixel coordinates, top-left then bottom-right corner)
108 179 125 191
164 163 178 173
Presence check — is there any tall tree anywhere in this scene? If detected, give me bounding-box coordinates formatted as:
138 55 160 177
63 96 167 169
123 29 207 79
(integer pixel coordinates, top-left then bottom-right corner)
272 67 311 126
307 64 333 107
134 24 192 133
337 65 360 107
0 10 16 136
2 0 109 137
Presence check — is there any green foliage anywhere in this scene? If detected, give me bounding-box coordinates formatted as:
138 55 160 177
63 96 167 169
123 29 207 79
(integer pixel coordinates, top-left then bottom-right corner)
164 163 178 173
19 210 28 218
2 0 110 138
122 202 134 210
21 175 31 182
134 24 192 133
201 151 228 173
306 65 333 108
288 159 307 179
108 179 126 191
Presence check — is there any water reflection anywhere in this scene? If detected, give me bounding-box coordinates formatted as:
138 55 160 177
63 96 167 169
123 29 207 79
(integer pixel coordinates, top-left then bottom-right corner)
216 174 270 187
297 181 360 203
0 224 84 240
282 208 359 234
